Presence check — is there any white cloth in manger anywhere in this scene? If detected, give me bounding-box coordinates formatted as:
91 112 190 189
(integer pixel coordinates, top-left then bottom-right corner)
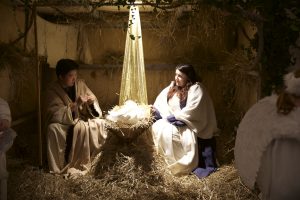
106 100 151 125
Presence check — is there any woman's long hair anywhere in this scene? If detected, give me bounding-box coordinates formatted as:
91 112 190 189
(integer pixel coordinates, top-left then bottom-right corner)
167 64 201 107
277 68 300 115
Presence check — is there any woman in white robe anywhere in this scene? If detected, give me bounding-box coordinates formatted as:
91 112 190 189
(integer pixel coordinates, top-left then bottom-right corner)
235 69 300 200
44 59 108 177
150 64 219 177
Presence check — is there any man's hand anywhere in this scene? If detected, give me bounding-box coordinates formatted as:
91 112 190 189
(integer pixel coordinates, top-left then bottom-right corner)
76 95 88 105
86 95 95 105
69 102 78 112
77 94 95 106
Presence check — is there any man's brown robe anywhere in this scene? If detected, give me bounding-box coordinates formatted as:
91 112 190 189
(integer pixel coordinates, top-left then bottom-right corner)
45 79 107 176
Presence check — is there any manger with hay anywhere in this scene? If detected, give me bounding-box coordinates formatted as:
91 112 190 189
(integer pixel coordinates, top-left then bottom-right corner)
105 100 153 143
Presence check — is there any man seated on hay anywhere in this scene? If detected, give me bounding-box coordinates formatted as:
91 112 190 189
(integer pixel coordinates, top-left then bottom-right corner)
44 59 108 177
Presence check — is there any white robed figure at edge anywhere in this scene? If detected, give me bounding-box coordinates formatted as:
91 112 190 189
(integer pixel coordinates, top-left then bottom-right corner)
235 68 300 200
150 64 219 178
0 97 17 200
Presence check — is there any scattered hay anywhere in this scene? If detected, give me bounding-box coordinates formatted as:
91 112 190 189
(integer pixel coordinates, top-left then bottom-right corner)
7 134 259 200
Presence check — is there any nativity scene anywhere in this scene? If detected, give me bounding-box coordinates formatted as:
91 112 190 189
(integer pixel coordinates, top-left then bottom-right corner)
0 0 300 200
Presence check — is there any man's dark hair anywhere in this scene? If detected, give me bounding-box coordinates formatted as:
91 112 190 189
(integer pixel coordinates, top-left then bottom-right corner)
55 59 79 78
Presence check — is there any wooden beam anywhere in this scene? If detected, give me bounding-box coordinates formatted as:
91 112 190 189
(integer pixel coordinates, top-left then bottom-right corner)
33 3 43 168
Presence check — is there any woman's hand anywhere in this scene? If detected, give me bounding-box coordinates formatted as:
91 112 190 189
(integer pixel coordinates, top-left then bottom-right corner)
150 105 156 114
151 105 162 120
167 115 186 126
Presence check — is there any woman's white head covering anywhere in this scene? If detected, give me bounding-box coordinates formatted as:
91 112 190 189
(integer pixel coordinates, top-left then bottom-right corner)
284 70 300 96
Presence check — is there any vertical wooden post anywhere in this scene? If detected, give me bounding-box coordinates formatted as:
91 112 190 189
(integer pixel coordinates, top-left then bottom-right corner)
23 0 29 51
33 3 43 167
